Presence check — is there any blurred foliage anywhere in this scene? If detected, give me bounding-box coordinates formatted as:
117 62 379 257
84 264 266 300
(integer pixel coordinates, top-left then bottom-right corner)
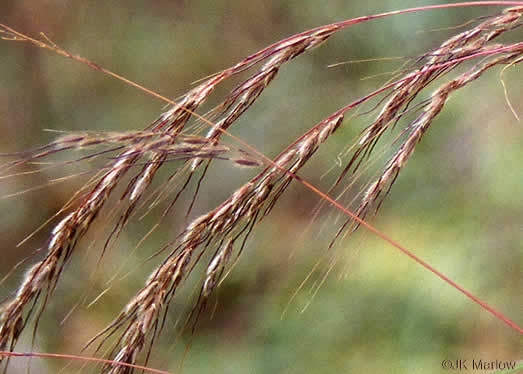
0 1 521 373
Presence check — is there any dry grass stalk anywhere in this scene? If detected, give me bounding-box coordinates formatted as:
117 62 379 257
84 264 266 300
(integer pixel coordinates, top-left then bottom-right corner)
0 5 522 373
0 24 340 363
329 7 523 241
91 113 344 373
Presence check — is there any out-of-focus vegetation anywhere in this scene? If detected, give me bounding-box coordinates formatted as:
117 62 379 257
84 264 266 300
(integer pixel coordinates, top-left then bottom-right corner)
1 1 521 373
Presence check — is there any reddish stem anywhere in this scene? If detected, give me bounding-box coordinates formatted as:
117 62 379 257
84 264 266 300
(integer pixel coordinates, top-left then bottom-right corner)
0 351 171 374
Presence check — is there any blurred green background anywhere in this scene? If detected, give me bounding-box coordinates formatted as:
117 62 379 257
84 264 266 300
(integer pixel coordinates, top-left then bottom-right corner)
1 1 521 373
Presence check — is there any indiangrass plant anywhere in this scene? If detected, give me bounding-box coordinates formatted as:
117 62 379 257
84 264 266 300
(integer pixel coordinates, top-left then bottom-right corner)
1 2 522 373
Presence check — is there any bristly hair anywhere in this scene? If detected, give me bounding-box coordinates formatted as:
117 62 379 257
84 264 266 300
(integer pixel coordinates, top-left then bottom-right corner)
0 4 522 373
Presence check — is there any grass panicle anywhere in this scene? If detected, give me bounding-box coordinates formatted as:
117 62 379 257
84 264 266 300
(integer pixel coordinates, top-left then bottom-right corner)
1 4 522 373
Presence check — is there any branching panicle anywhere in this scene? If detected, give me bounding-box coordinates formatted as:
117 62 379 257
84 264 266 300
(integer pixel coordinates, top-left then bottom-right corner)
1 5 522 373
